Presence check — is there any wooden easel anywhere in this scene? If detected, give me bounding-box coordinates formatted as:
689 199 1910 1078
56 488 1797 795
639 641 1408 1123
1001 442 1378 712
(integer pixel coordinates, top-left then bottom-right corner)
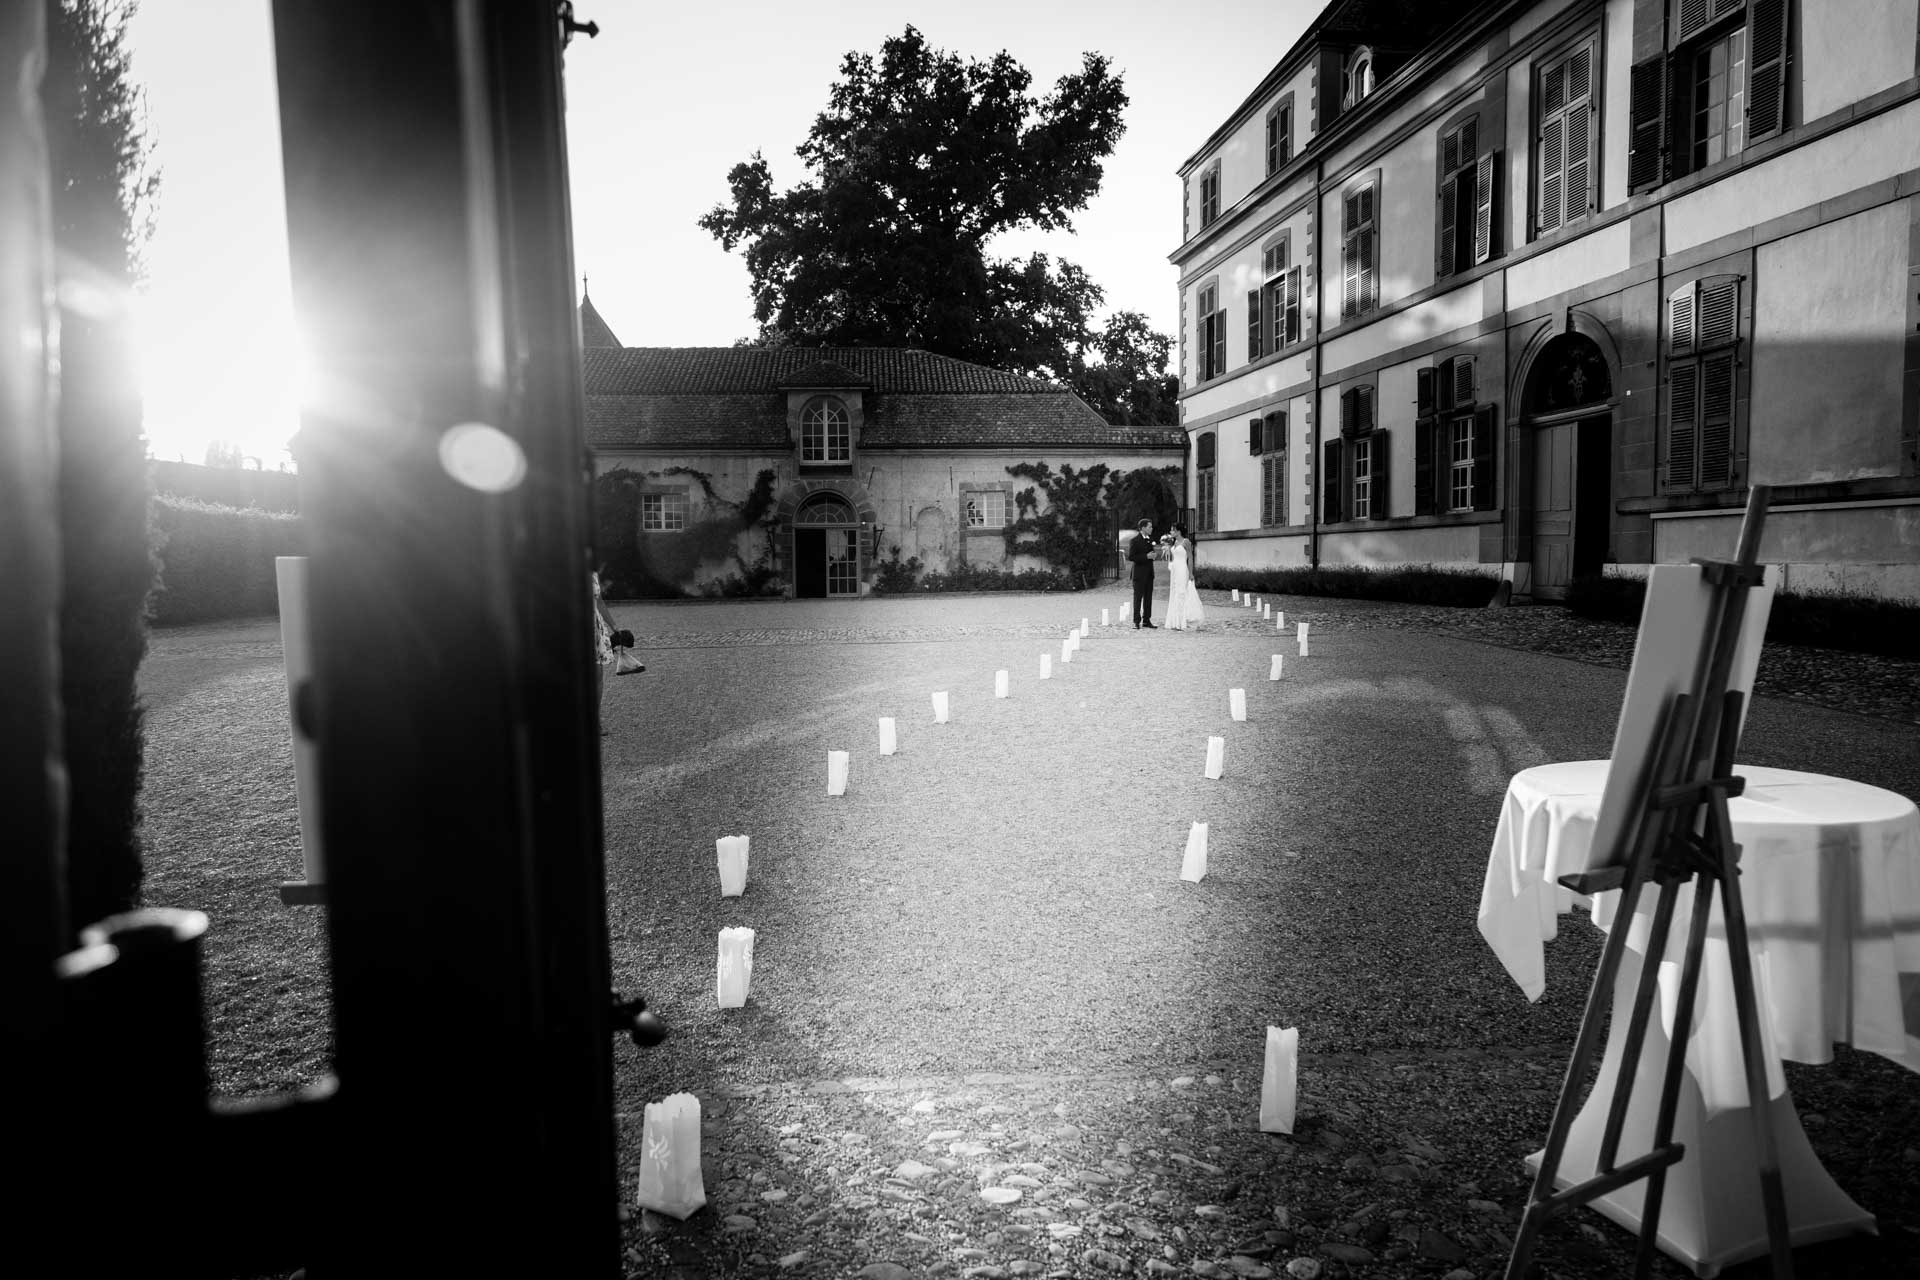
1505 486 1792 1280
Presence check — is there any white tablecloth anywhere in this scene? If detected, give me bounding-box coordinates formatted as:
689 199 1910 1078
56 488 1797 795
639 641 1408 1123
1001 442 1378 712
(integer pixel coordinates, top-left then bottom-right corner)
1478 761 1920 1109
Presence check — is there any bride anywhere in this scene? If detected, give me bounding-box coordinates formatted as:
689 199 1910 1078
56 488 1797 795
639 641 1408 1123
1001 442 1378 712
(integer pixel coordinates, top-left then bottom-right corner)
1164 523 1205 631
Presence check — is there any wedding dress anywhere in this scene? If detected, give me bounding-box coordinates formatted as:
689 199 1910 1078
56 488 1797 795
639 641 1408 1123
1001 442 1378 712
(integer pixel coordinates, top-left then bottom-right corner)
1166 542 1205 630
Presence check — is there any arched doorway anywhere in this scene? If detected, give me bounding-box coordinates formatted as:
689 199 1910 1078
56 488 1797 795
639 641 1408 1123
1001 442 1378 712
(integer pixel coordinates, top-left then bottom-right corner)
1109 468 1181 578
1520 331 1615 600
793 493 860 599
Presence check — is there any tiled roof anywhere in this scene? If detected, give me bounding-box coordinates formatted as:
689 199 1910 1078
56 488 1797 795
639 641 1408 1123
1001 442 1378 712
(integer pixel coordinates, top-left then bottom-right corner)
582 346 1069 395
780 359 869 389
582 347 1185 452
578 295 621 348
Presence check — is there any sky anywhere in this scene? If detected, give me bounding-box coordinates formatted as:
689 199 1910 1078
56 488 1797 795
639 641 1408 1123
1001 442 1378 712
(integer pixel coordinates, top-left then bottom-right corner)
122 0 1321 469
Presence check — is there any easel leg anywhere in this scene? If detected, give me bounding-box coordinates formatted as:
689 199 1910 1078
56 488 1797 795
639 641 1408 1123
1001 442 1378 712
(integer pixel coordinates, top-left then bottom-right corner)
1634 871 1716 1275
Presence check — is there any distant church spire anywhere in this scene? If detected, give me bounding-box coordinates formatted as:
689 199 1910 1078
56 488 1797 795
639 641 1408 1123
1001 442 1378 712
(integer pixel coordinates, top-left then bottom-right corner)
578 278 621 349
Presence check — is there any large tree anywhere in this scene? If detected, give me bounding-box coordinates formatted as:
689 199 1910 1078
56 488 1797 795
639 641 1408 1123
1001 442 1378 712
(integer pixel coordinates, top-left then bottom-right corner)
701 26 1149 393
43 0 159 936
1072 310 1179 427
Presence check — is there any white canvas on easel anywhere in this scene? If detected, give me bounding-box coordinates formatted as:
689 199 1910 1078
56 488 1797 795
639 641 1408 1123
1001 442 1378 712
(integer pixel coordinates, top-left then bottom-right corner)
1580 565 1776 878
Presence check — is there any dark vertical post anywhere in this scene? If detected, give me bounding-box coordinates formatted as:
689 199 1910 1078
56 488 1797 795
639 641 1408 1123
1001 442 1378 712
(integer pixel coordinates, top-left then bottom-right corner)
0 0 68 1252
270 2 614 1275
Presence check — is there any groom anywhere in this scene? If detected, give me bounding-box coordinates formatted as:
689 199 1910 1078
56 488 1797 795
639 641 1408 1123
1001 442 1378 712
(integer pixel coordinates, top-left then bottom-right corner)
1127 518 1163 628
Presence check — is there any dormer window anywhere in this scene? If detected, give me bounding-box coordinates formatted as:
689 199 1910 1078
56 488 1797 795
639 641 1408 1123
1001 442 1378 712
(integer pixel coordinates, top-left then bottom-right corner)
1345 47 1376 108
800 396 850 464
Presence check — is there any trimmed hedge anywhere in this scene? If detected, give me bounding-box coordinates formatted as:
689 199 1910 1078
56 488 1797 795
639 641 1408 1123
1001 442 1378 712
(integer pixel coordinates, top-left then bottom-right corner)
1569 573 1920 660
150 459 300 513
150 497 306 625
1195 564 1502 608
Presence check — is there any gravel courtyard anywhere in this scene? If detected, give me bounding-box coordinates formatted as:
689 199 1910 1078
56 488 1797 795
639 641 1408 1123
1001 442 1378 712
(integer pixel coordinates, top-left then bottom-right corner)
137 585 1920 1280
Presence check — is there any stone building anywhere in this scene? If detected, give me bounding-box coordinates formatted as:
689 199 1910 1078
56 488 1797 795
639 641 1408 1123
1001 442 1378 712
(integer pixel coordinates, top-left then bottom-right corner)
1173 0 1920 600
578 295 1184 597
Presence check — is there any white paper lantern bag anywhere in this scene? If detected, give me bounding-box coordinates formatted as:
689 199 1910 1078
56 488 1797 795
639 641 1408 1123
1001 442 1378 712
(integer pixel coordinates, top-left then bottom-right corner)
995 670 1009 699
1229 688 1246 721
826 750 850 796
716 835 749 897
1039 653 1051 679
1101 607 1111 626
1269 654 1284 681
1263 603 1271 619
1060 639 1073 664
717 927 755 1008
635 1092 707 1219
1259 1026 1298 1134
1180 822 1208 882
1298 622 1311 657
877 718 897 755
1204 736 1225 780
1231 588 1241 602
1276 611 1285 631
1080 618 1090 638
931 691 950 722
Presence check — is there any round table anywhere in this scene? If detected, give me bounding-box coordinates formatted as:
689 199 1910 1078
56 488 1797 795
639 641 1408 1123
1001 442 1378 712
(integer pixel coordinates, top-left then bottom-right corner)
1476 761 1920 1277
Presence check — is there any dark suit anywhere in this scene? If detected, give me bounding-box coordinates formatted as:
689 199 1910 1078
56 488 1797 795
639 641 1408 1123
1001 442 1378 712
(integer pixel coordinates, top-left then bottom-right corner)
1126 531 1157 626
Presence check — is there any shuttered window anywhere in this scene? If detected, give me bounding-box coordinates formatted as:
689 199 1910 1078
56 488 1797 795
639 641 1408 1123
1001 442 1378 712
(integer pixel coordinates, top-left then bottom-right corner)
1341 179 1378 318
1535 41 1596 237
1196 282 1225 382
1261 413 1287 527
1415 359 1491 516
1199 163 1221 227
1664 275 1742 493
1332 386 1387 522
1257 235 1300 354
1628 0 1788 194
1437 117 1495 277
1265 97 1293 175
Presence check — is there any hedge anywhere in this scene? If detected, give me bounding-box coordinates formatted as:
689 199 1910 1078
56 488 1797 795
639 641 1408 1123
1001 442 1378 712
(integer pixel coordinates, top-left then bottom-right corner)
1195 564 1502 608
149 496 306 625
1568 573 1920 660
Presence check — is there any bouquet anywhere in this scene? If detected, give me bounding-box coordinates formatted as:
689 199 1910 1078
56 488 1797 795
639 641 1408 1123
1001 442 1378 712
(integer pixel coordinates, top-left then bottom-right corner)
610 628 635 650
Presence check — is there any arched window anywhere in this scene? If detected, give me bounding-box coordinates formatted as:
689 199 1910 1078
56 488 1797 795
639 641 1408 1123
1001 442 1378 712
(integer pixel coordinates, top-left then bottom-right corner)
1345 47 1375 108
794 495 855 525
800 397 850 463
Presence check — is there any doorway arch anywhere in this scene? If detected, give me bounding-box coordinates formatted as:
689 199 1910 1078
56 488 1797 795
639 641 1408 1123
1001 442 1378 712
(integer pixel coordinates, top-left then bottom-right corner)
792 492 861 598
1514 323 1618 601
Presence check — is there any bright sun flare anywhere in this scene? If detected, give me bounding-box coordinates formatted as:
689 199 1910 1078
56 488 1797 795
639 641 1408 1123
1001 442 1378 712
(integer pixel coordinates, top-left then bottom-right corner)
132 287 306 470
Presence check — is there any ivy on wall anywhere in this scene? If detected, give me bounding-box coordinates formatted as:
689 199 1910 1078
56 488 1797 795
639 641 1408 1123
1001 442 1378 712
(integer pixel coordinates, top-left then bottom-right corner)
1000 462 1181 589
593 466 779 598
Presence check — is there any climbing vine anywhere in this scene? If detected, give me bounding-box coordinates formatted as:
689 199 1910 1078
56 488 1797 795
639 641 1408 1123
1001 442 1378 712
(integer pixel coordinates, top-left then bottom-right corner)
999 462 1182 589
593 466 779 598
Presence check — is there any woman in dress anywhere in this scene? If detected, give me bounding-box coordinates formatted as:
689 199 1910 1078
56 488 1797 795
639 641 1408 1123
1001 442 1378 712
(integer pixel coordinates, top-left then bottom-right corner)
1165 524 1205 631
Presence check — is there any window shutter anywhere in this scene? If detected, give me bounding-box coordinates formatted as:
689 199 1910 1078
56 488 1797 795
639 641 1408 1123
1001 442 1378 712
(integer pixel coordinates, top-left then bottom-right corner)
1452 356 1475 408
1197 431 1216 470
1358 226 1377 311
1699 351 1736 488
1748 0 1788 141
1356 386 1375 434
1416 366 1437 417
1668 361 1699 489
1668 283 1697 356
1322 438 1344 523
1285 267 1302 344
1415 417 1436 516
1627 57 1669 193
1247 288 1263 361
1437 174 1459 278
1340 387 1357 438
1537 113 1565 235
1441 126 1460 176
1471 406 1498 510
1371 429 1390 518
1563 102 1592 226
1249 417 1264 456
1210 311 1226 380
1698 276 1739 347
1342 232 1361 316
1473 151 1497 264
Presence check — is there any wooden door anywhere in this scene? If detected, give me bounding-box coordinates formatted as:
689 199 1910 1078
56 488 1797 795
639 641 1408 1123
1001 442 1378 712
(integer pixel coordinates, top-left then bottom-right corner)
1532 421 1577 600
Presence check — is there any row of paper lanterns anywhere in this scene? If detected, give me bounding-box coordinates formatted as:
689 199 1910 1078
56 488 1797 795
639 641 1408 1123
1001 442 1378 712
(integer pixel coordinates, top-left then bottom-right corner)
672 588 1305 1216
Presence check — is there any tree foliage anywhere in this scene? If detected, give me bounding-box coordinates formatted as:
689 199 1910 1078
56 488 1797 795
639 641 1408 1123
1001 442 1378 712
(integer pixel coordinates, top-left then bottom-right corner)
699 24 1170 416
1072 311 1179 426
44 0 160 935
1001 462 1180 589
